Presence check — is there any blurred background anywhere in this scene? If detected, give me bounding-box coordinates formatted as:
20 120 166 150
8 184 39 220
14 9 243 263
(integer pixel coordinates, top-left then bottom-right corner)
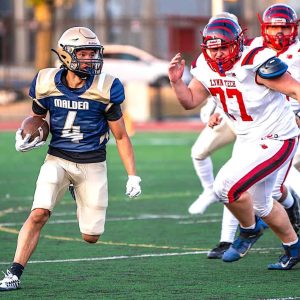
0 0 299 125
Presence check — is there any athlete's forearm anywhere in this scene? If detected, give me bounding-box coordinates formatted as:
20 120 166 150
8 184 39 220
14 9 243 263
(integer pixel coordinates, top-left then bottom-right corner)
116 137 137 176
170 79 195 110
258 72 300 102
170 78 210 110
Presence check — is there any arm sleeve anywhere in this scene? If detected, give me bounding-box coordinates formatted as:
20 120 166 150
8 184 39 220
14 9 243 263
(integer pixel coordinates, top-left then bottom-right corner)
32 101 48 115
105 104 123 121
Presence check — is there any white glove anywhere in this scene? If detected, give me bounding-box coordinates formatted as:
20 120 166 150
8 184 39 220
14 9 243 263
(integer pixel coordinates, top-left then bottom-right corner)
15 129 46 152
126 175 142 198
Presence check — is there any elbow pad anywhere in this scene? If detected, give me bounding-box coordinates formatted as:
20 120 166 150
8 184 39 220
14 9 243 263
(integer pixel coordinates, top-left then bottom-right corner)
257 57 288 79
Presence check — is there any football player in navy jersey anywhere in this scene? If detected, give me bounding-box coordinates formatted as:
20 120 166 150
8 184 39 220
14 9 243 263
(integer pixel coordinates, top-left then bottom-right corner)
0 27 142 291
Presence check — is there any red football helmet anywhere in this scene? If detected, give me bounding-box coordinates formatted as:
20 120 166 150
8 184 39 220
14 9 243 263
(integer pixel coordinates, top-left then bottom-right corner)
259 4 299 51
201 18 243 75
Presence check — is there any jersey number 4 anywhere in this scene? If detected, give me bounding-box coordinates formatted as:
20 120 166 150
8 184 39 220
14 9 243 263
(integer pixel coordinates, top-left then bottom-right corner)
61 111 83 143
209 87 253 121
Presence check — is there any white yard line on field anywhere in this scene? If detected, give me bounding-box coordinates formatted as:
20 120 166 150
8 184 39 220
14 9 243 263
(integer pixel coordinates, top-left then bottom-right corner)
0 251 207 265
0 247 281 266
0 213 222 227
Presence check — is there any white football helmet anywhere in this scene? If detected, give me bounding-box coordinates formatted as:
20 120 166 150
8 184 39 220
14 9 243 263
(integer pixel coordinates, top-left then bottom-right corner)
209 11 238 23
53 27 104 77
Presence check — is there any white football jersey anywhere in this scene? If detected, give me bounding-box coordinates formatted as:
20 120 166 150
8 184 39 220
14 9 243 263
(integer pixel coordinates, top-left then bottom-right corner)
249 37 300 111
191 48 299 140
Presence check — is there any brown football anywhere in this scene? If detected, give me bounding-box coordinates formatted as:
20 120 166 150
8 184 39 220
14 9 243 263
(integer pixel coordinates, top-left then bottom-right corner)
21 116 49 142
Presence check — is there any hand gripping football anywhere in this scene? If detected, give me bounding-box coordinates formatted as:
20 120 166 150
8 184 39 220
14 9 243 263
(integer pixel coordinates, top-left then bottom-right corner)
21 116 49 142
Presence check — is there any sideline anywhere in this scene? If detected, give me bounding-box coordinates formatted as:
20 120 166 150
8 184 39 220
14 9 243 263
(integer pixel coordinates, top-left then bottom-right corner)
0 120 205 132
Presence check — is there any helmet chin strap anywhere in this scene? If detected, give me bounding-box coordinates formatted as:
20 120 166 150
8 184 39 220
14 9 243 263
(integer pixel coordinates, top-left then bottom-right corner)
73 70 90 80
217 61 225 75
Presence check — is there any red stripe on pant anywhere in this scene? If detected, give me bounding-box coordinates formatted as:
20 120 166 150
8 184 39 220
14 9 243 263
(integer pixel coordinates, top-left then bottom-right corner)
228 138 296 203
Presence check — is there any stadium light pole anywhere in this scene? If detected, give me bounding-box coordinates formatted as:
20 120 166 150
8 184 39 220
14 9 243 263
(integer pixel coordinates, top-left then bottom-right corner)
95 0 109 43
211 0 224 17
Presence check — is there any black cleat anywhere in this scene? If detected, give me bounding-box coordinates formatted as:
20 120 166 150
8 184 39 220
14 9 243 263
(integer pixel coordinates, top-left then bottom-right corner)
207 242 232 259
69 184 76 201
286 188 300 233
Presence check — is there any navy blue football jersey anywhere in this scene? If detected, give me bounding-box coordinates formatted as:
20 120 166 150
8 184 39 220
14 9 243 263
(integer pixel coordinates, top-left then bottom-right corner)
29 68 125 154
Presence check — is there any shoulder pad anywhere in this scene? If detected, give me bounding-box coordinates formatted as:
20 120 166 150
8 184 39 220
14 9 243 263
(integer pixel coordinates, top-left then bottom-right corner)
35 68 61 99
247 36 264 49
190 54 206 77
241 47 265 66
257 57 288 79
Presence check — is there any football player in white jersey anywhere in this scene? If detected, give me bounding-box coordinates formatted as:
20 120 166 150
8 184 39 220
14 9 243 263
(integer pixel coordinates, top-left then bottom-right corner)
188 12 238 216
169 15 300 270
0 27 142 291
207 4 300 259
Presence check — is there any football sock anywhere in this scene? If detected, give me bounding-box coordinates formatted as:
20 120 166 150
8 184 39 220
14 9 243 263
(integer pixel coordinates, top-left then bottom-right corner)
220 206 239 243
280 190 294 209
283 238 299 247
10 262 24 279
240 223 255 230
192 157 214 191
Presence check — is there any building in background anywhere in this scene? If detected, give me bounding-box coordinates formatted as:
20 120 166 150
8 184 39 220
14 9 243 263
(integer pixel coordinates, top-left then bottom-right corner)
1 0 294 68
0 0 296 120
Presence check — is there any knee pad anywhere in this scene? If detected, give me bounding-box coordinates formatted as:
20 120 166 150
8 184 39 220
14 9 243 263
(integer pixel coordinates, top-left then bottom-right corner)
213 176 230 204
271 188 283 201
191 143 210 160
254 199 273 218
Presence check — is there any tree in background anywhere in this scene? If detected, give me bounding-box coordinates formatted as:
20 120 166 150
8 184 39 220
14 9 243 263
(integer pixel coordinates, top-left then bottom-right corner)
27 0 73 70
27 0 55 69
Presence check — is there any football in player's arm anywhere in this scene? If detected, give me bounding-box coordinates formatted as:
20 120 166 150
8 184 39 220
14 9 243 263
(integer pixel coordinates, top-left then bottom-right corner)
0 27 141 291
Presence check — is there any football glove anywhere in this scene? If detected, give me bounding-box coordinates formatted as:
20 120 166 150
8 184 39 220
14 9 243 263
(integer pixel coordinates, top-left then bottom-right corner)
126 175 142 198
15 129 46 152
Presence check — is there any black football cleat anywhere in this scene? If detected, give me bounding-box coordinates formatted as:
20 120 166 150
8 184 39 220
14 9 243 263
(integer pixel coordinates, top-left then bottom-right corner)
207 242 232 259
286 188 300 233
69 184 76 201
